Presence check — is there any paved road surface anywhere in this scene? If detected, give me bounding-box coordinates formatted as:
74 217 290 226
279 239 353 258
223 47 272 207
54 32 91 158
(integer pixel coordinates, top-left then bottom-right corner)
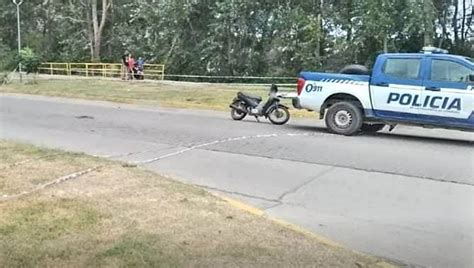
1 94 473 267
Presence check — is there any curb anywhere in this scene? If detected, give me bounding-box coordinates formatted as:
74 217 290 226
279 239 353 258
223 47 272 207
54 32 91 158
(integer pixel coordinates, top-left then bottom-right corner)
219 195 343 249
218 194 399 268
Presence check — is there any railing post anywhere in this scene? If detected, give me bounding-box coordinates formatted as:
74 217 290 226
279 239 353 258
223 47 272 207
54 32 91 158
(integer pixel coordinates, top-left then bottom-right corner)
50 63 53 75
68 63 71 76
161 65 165 80
85 64 88 77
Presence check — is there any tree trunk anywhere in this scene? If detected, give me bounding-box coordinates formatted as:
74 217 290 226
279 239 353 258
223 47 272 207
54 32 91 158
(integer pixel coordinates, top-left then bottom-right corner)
383 35 388 53
465 3 473 42
453 0 459 46
227 29 234 75
461 0 466 43
346 0 352 42
91 0 99 61
164 34 179 66
423 0 433 46
93 34 101 60
89 0 111 62
438 3 448 48
315 0 323 69
315 13 321 59
82 0 94 61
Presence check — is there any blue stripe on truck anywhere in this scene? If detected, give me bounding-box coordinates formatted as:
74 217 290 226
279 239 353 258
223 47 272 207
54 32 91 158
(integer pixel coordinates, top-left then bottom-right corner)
300 72 370 82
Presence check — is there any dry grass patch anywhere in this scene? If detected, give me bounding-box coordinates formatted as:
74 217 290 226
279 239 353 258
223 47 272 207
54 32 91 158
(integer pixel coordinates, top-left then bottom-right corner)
0 141 106 196
0 141 393 267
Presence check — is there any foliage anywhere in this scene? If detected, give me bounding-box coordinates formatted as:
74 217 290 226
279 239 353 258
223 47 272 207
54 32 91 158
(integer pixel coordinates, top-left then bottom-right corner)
0 0 472 76
19 48 41 74
0 41 15 71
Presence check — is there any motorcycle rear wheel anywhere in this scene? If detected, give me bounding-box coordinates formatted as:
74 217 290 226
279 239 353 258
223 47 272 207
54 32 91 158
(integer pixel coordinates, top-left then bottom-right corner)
230 101 247 120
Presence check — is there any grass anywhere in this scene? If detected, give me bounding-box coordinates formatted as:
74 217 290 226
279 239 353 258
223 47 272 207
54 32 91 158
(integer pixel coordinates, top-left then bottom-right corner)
0 141 105 195
0 77 315 117
0 141 391 267
0 199 102 267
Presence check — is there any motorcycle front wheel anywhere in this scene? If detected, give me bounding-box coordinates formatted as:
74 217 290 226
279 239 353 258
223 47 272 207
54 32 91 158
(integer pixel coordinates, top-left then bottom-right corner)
268 105 290 125
230 101 247 120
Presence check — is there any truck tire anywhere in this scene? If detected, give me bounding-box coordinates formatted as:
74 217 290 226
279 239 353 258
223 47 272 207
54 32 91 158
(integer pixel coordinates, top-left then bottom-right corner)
361 123 385 133
340 64 370 75
325 102 363 136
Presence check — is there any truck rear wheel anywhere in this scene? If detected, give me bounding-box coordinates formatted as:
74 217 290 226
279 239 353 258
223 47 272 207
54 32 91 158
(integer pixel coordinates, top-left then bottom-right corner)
325 102 363 136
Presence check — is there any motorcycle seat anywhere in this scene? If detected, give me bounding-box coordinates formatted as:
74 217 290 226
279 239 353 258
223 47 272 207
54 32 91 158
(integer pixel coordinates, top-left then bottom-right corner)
238 92 262 102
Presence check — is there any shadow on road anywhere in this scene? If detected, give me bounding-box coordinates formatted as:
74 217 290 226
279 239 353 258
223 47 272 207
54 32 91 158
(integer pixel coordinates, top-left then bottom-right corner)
284 124 474 147
283 124 329 133
227 117 473 146
365 132 474 146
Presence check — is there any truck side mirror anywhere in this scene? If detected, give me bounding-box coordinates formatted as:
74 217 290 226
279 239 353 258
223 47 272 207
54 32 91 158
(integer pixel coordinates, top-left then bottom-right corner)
469 74 474 82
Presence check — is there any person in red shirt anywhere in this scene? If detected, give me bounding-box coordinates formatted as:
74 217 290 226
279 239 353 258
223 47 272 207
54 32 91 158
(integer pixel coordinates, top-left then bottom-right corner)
128 55 135 80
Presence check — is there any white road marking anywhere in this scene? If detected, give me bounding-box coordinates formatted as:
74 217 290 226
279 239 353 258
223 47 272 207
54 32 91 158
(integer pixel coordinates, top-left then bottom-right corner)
133 132 312 165
0 132 313 201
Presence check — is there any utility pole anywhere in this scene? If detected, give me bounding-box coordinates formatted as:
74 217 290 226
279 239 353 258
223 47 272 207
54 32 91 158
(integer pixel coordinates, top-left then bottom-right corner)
12 0 23 82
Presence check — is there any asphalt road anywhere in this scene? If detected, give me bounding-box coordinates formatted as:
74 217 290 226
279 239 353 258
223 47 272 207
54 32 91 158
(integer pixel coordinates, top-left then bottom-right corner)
1 93 473 267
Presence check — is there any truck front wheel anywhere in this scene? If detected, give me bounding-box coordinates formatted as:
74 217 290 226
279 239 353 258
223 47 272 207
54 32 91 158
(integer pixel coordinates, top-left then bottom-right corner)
325 102 363 136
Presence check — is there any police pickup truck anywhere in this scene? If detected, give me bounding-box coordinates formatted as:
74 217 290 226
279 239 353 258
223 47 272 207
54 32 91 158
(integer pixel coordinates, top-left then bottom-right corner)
292 47 474 135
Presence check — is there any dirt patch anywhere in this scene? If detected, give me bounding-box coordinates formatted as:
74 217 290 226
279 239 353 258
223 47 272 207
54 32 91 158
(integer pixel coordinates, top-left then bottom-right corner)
0 141 393 267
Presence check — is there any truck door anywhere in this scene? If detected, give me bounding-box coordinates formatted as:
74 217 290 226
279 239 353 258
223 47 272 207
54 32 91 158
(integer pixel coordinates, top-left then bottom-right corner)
420 57 474 129
370 56 424 121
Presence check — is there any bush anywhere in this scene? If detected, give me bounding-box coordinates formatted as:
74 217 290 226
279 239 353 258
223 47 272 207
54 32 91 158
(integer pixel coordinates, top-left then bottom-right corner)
19 48 41 74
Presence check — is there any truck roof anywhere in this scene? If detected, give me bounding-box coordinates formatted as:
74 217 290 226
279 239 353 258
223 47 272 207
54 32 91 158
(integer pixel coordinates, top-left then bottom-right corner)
380 53 473 64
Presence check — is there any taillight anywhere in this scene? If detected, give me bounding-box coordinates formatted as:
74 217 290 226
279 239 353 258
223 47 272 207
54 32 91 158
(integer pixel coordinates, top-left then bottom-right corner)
297 78 305 96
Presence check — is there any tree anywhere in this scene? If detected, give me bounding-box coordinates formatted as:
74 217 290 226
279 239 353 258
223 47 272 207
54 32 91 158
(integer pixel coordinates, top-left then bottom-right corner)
356 0 398 53
0 0 471 75
81 0 112 61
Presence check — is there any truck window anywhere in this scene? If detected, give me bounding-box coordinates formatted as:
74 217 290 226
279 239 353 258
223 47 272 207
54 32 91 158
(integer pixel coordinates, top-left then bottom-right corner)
430 59 472 83
383 58 421 80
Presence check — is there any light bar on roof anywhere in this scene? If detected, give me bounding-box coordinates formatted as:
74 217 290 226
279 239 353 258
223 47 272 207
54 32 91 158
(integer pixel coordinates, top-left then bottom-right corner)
421 46 449 54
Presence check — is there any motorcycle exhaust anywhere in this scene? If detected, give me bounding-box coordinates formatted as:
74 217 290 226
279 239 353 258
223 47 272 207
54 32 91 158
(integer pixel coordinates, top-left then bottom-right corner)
229 104 247 114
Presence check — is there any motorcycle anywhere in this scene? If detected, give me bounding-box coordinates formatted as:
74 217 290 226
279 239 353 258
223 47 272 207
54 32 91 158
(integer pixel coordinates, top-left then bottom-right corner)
229 84 290 125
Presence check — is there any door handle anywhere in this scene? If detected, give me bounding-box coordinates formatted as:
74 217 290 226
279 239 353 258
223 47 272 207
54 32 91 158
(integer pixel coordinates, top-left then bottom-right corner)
375 82 389 87
425 87 441 91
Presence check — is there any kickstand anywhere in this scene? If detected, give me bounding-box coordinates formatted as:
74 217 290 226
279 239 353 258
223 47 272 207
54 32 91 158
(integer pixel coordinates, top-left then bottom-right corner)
254 115 260 122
